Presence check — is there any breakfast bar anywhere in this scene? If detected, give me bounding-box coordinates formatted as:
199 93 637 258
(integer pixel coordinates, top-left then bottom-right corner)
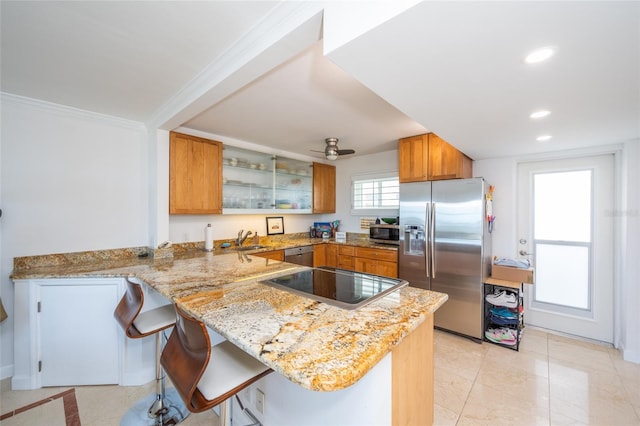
12 247 448 425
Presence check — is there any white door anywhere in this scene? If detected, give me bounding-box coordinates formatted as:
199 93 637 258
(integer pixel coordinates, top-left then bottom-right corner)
39 280 121 386
517 155 614 343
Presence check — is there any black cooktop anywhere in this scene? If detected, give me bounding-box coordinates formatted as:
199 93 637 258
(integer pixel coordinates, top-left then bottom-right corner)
260 267 408 310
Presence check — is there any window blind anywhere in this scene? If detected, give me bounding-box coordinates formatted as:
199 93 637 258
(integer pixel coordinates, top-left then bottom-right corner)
352 176 399 209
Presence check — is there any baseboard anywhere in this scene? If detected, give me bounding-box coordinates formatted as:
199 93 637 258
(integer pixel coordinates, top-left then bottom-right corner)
0 364 14 381
120 366 155 387
620 344 640 364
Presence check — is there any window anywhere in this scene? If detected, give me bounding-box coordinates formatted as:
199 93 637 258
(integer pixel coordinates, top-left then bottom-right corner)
352 176 399 210
532 169 593 312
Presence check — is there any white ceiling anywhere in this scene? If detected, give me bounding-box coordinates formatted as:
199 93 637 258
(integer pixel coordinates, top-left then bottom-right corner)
326 1 640 160
1 1 638 161
0 1 279 121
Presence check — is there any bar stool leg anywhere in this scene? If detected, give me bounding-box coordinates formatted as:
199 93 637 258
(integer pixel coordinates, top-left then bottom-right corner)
121 330 188 426
219 400 230 426
148 331 168 420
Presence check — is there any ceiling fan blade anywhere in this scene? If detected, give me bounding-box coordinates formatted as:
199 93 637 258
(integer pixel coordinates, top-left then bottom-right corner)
309 149 325 153
336 149 355 155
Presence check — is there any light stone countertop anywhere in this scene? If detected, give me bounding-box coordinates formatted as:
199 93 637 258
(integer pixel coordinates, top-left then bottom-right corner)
11 239 447 392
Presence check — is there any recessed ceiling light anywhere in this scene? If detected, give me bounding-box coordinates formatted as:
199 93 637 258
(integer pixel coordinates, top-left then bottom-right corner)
530 110 551 119
536 135 552 142
525 47 555 64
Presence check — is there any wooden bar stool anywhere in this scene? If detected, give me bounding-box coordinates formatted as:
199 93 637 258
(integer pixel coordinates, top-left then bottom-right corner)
114 277 188 425
161 304 272 426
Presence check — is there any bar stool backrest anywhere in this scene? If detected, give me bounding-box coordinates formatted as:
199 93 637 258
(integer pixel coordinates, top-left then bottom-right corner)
161 304 213 413
114 278 147 339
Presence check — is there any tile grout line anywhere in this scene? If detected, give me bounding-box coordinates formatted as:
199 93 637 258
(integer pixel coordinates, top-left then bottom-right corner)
608 347 640 423
454 342 488 426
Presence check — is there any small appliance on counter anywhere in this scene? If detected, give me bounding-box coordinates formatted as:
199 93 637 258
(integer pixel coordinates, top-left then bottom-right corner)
369 223 400 245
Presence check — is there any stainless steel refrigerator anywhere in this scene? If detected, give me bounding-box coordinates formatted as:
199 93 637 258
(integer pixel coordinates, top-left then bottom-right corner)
399 178 491 340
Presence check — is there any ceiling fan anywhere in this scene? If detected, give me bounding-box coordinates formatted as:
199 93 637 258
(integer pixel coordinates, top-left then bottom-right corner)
312 138 356 160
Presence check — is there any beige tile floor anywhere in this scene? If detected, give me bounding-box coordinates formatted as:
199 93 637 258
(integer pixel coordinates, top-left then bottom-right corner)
434 327 640 425
1 328 639 425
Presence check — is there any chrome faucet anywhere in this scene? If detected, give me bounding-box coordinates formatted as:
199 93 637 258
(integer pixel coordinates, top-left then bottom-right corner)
235 229 253 246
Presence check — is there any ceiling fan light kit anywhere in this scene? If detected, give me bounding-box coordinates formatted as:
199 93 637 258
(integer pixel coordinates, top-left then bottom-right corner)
321 138 355 160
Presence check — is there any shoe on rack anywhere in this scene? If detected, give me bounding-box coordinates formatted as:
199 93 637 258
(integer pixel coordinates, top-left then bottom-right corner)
489 306 518 319
485 327 517 345
489 313 519 326
485 290 517 308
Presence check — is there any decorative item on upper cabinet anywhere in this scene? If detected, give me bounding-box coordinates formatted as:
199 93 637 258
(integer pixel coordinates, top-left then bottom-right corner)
398 133 472 183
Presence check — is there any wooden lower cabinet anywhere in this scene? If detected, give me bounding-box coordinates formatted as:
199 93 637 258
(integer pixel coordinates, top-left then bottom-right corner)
325 244 338 267
313 244 338 267
313 245 325 267
355 257 398 278
253 249 284 261
337 245 355 271
316 244 398 277
354 247 398 278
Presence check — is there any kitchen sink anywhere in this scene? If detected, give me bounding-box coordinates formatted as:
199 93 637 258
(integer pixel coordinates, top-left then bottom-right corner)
235 245 269 251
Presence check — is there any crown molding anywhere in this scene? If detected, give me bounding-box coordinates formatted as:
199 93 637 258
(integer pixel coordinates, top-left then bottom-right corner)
1 92 145 131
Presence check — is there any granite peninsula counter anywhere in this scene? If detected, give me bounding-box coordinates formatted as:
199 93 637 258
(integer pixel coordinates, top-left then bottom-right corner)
12 243 448 425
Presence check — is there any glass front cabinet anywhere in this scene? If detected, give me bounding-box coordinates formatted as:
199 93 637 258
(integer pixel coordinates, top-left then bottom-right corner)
222 146 312 214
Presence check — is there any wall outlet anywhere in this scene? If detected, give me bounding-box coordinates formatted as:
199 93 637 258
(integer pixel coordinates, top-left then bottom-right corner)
256 388 265 414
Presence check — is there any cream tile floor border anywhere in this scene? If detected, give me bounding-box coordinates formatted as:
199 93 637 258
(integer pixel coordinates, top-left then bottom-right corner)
1 328 639 425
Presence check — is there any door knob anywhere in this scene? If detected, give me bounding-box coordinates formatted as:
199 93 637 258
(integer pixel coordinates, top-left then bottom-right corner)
519 250 533 256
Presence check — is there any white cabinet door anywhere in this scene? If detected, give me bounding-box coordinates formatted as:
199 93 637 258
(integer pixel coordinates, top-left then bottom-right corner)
39 280 121 386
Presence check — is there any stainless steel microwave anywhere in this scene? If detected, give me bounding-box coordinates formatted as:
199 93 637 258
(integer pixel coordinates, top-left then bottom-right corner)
369 224 400 245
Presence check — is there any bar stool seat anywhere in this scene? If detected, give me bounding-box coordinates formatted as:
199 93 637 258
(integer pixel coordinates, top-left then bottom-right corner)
199 341 272 404
161 304 272 425
132 305 175 335
114 277 188 426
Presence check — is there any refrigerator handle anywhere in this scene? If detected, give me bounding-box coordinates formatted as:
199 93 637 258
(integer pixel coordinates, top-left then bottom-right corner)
431 202 436 279
425 202 430 278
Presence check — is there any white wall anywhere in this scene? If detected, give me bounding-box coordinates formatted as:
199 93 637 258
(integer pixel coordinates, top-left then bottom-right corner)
473 142 640 362
169 214 323 244
334 149 400 234
0 94 149 379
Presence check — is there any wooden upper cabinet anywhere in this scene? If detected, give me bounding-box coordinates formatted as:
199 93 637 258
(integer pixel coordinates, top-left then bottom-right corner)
398 133 472 182
312 162 336 213
398 134 430 182
169 131 223 215
427 133 473 181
